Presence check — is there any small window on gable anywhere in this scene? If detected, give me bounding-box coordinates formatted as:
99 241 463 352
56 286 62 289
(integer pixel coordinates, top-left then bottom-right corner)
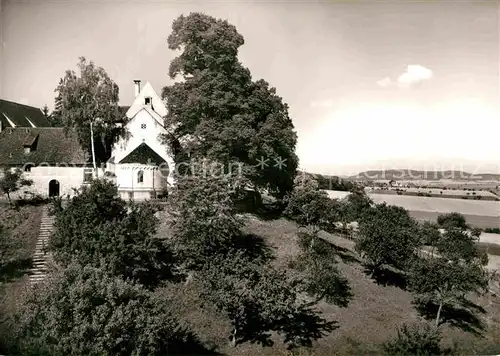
141 123 147 129
137 170 144 183
145 97 151 105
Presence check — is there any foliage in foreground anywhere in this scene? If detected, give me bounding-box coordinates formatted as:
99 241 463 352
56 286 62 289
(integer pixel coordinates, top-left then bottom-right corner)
168 173 245 269
197 251 335 349
292 232 353 307
10 264 209 356
383 323 444 356
50 179 176 287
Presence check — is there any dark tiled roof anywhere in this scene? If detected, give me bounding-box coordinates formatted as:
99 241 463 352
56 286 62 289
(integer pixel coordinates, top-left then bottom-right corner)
0 99 51 128
119 143 166 165
0 127 87 165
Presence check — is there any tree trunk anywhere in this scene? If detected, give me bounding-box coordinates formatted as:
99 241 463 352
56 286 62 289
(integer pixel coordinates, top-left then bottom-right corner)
230 328 237 347
435 302 443 327
6 192 11 206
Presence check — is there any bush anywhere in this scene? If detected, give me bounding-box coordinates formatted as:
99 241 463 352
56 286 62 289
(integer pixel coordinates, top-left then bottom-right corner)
436 212 467 230
10 264 207 356
49 179 176 287
383 323 443 356
484 228 500 234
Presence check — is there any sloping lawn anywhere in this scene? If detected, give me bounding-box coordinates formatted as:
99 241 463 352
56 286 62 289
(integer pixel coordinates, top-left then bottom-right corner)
162 214 500 355
0 203 43 351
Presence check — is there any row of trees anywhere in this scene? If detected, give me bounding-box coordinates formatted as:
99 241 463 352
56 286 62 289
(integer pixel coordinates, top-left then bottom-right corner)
282 175 492 354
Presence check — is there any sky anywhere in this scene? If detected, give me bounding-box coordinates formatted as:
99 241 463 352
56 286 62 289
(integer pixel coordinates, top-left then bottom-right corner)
1 0 499 175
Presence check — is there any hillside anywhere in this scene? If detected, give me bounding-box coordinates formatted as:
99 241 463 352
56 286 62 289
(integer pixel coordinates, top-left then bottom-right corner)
158 214 500 355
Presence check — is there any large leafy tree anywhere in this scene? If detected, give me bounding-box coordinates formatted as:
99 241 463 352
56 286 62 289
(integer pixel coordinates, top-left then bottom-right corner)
54 57 125 163
12 264 206 356
162 13 299 198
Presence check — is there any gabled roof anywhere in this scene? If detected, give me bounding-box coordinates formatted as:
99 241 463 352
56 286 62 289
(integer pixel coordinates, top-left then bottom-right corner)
126 81 167 118
118 142 166 165
0 99 51 128
0 127 87 165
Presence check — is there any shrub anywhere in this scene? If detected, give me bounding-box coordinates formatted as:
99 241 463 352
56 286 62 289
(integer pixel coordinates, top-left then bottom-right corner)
484 228 500 234
436 212 468 230
49 179 176 287
10 264 205 355
383 323 443 356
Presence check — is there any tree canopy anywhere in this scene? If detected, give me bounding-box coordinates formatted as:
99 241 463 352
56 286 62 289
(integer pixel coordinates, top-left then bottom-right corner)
53 57 125 163
408 217 489 327
162 13 299 198
355 203 421 274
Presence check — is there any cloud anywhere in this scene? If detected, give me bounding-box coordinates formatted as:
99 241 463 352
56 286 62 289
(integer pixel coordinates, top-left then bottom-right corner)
377 65 433 89
376 77 392 88
397 65 433 88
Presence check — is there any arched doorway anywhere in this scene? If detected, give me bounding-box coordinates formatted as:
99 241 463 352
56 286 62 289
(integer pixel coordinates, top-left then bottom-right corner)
48 180 60 197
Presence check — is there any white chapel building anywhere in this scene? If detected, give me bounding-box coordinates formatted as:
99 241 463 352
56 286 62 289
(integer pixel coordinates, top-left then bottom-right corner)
106 80 176 201
0 81 175 201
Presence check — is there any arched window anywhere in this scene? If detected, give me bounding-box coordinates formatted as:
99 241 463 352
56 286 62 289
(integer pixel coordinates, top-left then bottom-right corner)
137 170 144 183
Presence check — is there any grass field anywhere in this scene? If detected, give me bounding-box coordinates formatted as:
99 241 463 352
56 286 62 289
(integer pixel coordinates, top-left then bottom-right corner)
373 187 498 198
325 190 500 218
378 180 500 190
409 210 500 229
160 215 500 355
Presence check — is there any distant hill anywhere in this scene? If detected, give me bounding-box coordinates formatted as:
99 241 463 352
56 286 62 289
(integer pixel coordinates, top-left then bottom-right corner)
349 170 500 181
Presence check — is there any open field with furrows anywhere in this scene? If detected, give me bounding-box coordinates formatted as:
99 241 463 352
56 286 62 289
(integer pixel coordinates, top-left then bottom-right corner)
160 215 500 355
326 190 500 216
325 190 500 229
383 180 500 191
371 187 498 198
